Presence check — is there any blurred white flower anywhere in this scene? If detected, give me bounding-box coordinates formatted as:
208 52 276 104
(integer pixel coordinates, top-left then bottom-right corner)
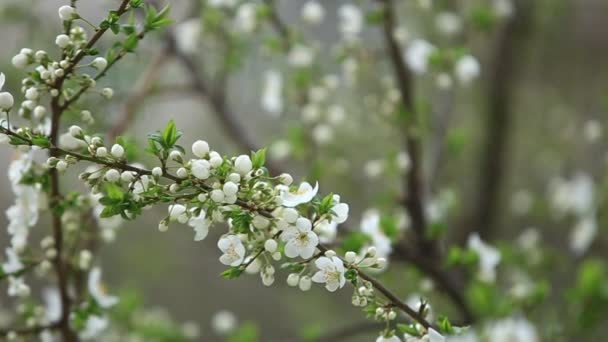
435 12 462 36
175 19 202 54
80 315 108 340
377 334 400 342
455 55 481 84
338 4 363 41
493 0 514 18
570 216 597 255
288 44 315 67
88 267 119 308
43 288 61 322
361 209 392 258
2 248 23 273
405 39 436 74
301 1 325 25
312 124 334 145
234 3 257 34
583 119 602 142
549 173 594 217
212 310 237 335
261 70 283 116
467 233 501 283
484 317 538 342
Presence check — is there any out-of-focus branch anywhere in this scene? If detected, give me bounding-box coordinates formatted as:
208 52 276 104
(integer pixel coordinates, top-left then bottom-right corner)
380 0 429 246
108 49 170 141
263 0 290 50
465 1 534 242
379 0 475 324
427 89 455 191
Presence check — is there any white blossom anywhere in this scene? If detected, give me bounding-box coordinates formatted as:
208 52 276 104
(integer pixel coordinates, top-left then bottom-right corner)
301 1 325 25
0 72 14 110
234 155 252 175
405 39 436 75
218 235 246 266
175 19 202 54
280 181 319 207
455 55 481 84
361 209 392 258
261 70 283 115
189 211 211 241
467 233 501 283
311 256 346 291
192 140 210 158
484 317 538 342
58 5 76 21
281 217 319 259
92 57 107 70
234 3 257 34
570 216 597 255
88 267 119 308
288 44 315 67
338 4 363 41
212 310 237 335
435 12 462 36
80 315 108 340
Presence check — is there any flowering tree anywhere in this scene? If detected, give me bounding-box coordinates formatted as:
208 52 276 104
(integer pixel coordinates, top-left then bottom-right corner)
0 0 606 341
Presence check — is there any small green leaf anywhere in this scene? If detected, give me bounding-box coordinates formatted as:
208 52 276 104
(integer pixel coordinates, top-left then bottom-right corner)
251 148 266 169
221 267 243 279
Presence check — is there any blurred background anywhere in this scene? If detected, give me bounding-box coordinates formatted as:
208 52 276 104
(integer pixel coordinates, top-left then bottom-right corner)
0 0 607 341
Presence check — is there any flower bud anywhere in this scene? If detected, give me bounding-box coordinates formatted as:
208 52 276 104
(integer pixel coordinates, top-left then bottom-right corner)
111 144 125 158
234 155 253 175
287 273 300 287
58 5 76 21
92 57 108 70
192 140 210 158
264 239 278 253
345 251 357 263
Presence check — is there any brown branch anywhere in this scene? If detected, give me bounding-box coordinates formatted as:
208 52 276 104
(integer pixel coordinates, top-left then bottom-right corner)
380 0 429 246
465 0 534 242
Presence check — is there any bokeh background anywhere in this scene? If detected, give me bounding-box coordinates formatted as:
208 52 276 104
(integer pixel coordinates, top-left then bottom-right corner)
1 0 607 341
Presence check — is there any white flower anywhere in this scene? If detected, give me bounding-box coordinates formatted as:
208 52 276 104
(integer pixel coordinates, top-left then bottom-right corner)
189 211 211 241
175 19 202 54
218 235 246 266
455 55 481 84
288 44 315 67
493 0 514 18
311 256 346 292
223 182 238 196
338 4 363 40
361 209 392 258
467 233 501 283
280 181 319 207
212 310 237 335
101 88 113 99
88 268 118 308
25 87 38 100
435 12 462 36
192 140 210 158
234 3 257 34
377 335 400 342
58 5 76 21
234 155 252 175
43 288 61 322
405 39 436 74
8 276 30 297
2 248 23 273
570 216 597 255
0 72 14 110
301 1 325 24
208 0 237 9
104 169 120 182
281 217 319 259
12 53 29 69
92 57 107 70
168 204 188 223
80 315 108 340
484 316 538 342
583 119 603 142
261 70 283 116
55 34 71 48
331 196 349 224
191 159 211 180
315 219 337 243
549 173 594 217
110 144 124 158
312 124 333 145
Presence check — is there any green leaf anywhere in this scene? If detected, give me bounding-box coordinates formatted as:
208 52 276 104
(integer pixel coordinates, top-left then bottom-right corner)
221 267 243 279
397 324 420 337
104 183 125 201
341 232 371 253
251 148 266 169
162 120 179 148
31 135 50 148
123 33 140 52
228 322 259 342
